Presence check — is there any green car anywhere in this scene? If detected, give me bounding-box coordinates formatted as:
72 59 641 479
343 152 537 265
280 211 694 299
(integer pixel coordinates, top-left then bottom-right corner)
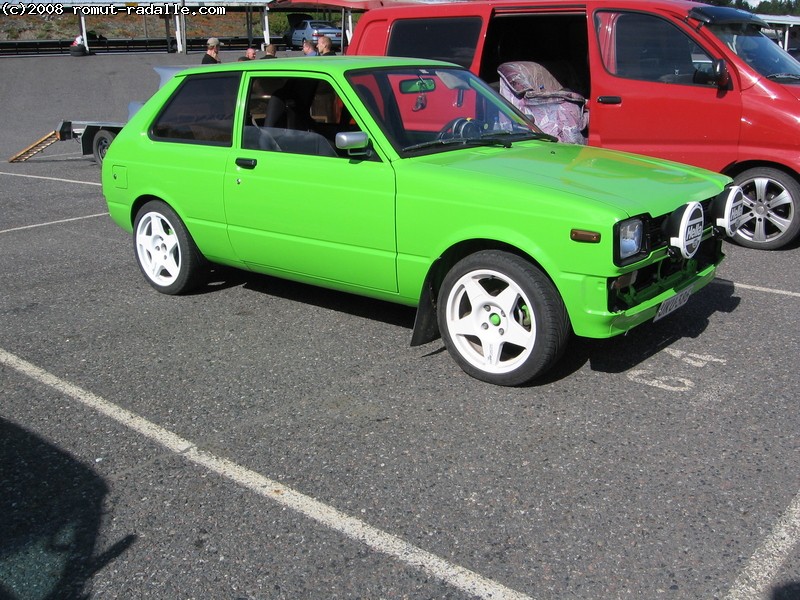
102 57 742 386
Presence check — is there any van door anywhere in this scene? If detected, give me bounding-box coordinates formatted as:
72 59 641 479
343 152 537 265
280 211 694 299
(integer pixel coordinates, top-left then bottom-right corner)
589 9 741 171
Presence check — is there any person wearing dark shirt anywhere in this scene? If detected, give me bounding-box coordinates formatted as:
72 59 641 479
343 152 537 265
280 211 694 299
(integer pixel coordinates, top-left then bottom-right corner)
202 37 221 64
317 35 336 56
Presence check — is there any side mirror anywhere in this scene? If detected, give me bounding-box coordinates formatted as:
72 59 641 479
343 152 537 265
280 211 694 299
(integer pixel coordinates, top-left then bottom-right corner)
335 131 371 157
712 59 731 89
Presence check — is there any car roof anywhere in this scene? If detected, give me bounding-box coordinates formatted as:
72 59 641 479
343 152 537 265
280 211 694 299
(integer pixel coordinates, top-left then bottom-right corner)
176 56 461 79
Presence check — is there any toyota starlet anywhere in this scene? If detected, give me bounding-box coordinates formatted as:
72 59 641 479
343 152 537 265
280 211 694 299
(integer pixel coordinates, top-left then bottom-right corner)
102 57 742 386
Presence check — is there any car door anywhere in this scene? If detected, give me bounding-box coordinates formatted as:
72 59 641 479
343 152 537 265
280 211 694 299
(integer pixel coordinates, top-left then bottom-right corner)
292 22 308 48
223 73 399 293
589 9 742 171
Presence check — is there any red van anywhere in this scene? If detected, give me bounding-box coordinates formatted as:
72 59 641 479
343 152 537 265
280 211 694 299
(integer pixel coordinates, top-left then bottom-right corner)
348 0 800 250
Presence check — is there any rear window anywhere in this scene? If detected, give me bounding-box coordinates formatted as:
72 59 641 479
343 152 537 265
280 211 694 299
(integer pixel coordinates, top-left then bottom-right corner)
387 17 482 68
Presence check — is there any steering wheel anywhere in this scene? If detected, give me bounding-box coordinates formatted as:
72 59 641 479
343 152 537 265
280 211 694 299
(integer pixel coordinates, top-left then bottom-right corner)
437 117 482 140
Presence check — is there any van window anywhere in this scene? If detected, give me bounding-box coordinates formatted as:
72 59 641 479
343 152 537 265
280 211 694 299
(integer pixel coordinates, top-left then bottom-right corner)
387 17 482 68
596 11 715 86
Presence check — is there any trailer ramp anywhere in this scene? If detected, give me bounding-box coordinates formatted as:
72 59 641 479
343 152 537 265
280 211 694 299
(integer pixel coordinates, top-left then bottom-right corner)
9 131 59 163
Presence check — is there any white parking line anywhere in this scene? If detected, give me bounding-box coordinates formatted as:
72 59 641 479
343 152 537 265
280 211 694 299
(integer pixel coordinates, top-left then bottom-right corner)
0 171 101 186
712 278 800 298
0 347 533 600
724 492 800 600
0 213 108 235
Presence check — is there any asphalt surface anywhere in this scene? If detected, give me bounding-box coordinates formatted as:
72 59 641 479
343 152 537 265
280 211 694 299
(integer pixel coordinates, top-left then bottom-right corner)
1 52 799 600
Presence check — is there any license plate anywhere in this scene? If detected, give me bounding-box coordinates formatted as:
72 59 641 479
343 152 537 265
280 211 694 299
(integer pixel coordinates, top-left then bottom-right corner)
653 287 692 322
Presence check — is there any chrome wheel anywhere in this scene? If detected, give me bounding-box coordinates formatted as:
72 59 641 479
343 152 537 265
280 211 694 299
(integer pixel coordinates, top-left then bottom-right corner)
733 167 800 250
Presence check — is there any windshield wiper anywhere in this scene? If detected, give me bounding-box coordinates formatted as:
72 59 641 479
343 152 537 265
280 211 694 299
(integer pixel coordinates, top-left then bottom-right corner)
767 73 800 80
402 131 556 153
402 137 507 152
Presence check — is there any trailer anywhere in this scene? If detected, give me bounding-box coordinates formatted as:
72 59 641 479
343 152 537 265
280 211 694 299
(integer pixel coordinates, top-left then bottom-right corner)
8 67 188 166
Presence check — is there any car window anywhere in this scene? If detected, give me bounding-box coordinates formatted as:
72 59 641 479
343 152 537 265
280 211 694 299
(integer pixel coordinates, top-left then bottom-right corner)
596 11 716 85
242 75 362 159
310 21 334 28
387 17 482 68
151 73 240 145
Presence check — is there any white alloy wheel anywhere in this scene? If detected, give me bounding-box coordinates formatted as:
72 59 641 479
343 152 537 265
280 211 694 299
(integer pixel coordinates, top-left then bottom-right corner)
133 200 204 295
136 211 181 287
437 251 569 386
444 268 536 374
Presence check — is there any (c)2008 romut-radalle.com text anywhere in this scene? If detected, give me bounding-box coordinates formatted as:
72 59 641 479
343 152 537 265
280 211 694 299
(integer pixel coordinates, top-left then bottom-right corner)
1 2 227 15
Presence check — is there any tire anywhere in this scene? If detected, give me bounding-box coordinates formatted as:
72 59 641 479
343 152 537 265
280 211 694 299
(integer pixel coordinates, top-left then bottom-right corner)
92 129 115 164
133 200 206 295
732 167 800 250
437 250 570 386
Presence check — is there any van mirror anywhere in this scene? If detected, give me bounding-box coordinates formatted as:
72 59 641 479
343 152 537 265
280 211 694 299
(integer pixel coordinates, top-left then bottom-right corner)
712 59 731 89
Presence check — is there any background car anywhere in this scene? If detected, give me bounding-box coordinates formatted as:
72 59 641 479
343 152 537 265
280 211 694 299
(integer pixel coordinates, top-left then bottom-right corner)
288 18 342 50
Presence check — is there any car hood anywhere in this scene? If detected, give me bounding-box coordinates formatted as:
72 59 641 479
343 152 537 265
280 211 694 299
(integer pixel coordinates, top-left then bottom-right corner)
419 142 728 217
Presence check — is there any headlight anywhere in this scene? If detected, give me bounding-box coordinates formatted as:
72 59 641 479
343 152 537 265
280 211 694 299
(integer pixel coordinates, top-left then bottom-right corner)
616 217 644 263
711 185 744 237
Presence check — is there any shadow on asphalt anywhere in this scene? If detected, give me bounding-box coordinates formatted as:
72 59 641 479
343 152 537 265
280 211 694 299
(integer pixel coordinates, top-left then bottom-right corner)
0 418 135 600
190 266 741 386
773 581 800 600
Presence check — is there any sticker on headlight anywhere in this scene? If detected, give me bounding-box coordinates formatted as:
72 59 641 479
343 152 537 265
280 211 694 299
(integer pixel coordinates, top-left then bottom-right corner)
669 202 704 259
713 185 744 237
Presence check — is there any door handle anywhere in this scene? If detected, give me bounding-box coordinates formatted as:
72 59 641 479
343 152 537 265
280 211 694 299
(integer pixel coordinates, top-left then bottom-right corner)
597 96 622 105
236 158 257 169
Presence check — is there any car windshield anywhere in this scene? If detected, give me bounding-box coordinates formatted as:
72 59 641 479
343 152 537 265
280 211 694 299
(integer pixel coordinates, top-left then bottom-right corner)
346 66 553 157
708 23 800 80
311 21 336 29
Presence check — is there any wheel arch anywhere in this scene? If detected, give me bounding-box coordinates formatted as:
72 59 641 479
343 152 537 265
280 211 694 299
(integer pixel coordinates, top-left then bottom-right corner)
130 194 169 228
722 159 800 183
410 238 558 347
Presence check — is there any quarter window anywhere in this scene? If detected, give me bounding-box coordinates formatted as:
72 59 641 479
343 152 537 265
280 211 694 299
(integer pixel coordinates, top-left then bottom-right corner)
151 74 240 145
387 18 482 68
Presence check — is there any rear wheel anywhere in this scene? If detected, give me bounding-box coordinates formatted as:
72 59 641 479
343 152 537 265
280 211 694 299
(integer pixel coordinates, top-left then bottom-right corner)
732 167 800 249
437 250 570 386
133 200 205 295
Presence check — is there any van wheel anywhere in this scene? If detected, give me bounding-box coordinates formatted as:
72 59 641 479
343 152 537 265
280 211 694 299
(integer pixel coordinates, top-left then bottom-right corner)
732 167 800 250
437 251 570 386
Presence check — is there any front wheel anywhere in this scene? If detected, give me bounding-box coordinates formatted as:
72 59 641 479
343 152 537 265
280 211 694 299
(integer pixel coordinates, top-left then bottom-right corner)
133 200 205 295
437 251 570 386
732 167 800 250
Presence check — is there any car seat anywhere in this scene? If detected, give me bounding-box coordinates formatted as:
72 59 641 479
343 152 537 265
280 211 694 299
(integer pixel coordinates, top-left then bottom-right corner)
497 61 588 144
